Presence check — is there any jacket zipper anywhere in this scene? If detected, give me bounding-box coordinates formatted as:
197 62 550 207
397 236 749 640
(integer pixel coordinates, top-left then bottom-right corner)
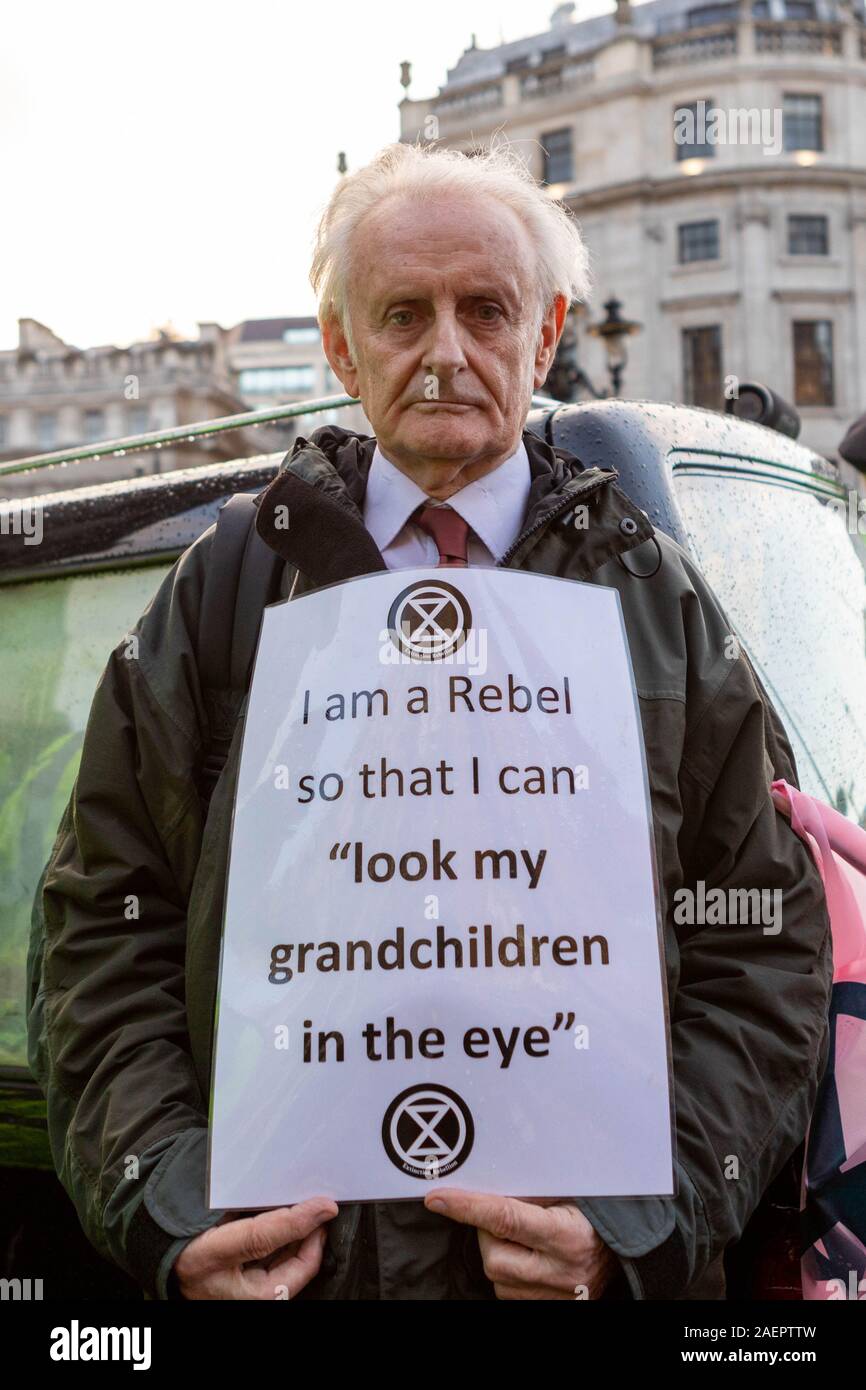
496 469 616 569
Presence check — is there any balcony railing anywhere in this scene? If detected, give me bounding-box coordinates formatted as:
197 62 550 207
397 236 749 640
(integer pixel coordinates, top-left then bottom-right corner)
0 368 232 398
432 83 503 116
520 59 595 99
754 21 842 55
427 13 856 104
652 23 738 68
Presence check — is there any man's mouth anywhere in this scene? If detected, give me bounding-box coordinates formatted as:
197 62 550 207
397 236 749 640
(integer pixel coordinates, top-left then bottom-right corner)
410 401 478 412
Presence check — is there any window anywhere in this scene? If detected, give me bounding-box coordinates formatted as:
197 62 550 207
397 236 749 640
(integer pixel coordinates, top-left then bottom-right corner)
787 215 829 255
784 0 816 17
37 413 57 449
674 100 716 162
128 404 150 435
0 416 6 449
671 461 866 818
0 563 176 1069
541 128 573 185
678 219 720 263
281 326 320 345
238 366 316 395
83 409 105 443
682 325 722 407
783 94 823 152
793 321 834 406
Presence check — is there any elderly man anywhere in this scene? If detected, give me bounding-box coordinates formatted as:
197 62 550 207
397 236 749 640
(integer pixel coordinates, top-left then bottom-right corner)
28 141 831 1302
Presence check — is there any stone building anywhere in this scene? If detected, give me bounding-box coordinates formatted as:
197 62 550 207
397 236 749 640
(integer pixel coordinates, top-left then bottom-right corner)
0 318 274 495
0 313 368 497
399 0 866 458
220 316 371 443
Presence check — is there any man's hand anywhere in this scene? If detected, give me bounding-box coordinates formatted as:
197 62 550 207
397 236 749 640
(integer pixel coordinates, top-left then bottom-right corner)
173 1197 338 1300
424 1190 616 1300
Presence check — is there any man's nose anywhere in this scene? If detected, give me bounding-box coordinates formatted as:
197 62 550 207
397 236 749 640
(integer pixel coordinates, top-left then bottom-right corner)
422 311 468 383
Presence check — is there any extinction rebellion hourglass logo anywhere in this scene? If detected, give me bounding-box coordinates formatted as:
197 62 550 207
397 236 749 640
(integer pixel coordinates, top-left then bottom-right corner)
387 580 472 662
382 1084 475 1179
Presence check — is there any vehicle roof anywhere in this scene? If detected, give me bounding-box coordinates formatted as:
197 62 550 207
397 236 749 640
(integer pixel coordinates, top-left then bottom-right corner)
0 401 841 582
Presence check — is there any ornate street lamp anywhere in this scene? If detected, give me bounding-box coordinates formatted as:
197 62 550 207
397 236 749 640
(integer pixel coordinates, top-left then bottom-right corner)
586 297 642 397
548 296 642 401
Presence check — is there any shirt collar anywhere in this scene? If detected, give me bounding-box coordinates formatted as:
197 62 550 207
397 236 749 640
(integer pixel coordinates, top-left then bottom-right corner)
363 448 430 554
364 439 531 561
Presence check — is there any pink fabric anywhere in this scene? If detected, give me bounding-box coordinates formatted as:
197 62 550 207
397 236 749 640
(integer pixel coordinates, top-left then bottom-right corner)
836 1013 866 1173
771 780 866 1299
771 781 866 984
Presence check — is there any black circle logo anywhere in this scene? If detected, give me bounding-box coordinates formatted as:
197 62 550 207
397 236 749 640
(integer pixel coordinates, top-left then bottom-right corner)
387 580 472 661
382 1083 475 1180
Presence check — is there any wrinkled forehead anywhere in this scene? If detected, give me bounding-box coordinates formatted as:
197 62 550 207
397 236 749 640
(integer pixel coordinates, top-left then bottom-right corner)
348 192 540 304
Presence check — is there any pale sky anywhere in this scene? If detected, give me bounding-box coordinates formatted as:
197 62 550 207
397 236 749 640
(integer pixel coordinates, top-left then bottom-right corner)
2 0 612 351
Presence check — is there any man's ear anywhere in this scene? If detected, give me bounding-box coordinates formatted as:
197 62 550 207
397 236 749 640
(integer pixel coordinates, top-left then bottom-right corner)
322 315 359 398
533 293 568 390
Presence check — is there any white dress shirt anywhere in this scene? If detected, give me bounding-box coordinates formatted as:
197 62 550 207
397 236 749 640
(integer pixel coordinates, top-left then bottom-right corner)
363 440 532 570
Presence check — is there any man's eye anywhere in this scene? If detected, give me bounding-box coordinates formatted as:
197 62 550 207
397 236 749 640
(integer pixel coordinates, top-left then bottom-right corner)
476 304 502 322
389 310 415 327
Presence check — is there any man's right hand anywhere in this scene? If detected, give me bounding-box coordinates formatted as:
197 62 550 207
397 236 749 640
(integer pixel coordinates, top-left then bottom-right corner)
173 1197 339 1300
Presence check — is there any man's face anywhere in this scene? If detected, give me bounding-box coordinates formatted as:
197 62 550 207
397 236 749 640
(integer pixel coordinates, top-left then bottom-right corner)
322 195 565 498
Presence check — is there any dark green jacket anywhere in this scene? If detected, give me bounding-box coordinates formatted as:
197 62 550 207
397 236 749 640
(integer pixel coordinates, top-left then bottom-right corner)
26 425 832 1300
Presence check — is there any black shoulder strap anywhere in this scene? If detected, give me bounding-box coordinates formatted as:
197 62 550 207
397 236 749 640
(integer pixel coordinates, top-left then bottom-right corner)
196 493 286 808
198 493 284 691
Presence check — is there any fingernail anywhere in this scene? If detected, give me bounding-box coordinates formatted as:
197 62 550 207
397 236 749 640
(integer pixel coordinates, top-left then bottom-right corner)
427 1198 446 1213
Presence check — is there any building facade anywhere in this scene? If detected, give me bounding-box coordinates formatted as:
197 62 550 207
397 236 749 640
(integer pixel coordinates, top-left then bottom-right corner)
220 316 370 443
0 318 274 496
399 0 866 458
0 314 369 497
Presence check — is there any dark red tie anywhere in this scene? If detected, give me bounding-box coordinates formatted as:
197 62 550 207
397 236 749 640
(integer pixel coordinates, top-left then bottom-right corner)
413 504 471 568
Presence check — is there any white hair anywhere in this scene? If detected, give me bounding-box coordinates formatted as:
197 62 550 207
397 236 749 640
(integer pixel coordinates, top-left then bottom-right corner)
310 139 591 356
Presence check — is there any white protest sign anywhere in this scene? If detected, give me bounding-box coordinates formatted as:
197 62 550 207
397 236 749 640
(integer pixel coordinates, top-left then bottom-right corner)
208 567 674 1207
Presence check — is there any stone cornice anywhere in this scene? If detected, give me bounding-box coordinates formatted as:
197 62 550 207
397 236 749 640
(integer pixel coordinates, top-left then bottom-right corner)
658 291 741 310
565 165 866 212
771 288 854 302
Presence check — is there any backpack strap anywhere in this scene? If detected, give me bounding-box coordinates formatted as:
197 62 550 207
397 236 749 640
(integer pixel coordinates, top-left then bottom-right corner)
196 493 287 809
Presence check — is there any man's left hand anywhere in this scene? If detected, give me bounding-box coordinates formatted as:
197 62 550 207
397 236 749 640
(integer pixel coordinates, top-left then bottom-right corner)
424 1190 617 1300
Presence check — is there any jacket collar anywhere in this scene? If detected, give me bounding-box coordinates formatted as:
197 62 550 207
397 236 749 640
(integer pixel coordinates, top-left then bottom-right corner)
254 423 655 588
